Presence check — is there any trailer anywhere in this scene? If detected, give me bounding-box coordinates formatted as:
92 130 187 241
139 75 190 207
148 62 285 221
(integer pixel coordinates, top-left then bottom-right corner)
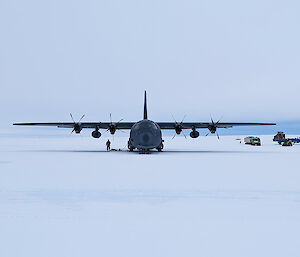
277 138 300 145
282 139 293 146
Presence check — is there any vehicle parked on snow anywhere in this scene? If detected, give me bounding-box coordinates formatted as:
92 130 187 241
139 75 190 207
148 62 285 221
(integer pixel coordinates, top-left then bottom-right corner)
273 131 285 142
282 139 293 146
244 136 261 146
277 137 300 145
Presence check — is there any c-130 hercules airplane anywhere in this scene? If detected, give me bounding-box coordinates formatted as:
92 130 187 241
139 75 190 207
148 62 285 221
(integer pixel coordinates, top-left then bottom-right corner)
14 91 275 152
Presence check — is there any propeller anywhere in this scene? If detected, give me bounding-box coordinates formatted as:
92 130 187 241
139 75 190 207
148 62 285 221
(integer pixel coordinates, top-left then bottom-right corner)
106 113 124 135
70 113 85 134
205 115 223 139
172 115 187 139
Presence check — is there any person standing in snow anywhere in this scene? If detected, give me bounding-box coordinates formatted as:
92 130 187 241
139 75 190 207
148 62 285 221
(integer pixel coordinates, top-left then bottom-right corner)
106 139 111 151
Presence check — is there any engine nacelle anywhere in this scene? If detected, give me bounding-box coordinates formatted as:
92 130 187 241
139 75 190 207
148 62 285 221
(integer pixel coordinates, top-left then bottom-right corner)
74 124 82 134
208 125 216 134
190 130 199 138
92 130 101 138
175 125 182 135
109 125 116 135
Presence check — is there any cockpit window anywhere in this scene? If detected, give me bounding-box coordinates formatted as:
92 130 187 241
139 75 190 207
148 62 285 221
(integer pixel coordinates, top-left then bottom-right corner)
135 121 158 130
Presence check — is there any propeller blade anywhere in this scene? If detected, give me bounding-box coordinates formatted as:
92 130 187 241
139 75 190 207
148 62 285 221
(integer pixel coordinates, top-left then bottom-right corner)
172 114 177 123
71 128 75 134
70 113 75 123
172 134 176 140
210 115 214 125
216 115 223 125
180 114 187 124
182 130 187 139
116 118 124 124
78 114 85 123
109 113 112 123
217 132 220 140
205 132 210 137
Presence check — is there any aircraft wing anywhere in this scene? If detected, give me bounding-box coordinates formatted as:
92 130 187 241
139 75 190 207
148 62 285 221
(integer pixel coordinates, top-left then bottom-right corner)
13 122 136 129
157 122 276 129
13 122 276 130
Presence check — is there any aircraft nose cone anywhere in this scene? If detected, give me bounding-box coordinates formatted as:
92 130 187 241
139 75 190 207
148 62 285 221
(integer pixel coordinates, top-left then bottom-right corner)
142 133 150 144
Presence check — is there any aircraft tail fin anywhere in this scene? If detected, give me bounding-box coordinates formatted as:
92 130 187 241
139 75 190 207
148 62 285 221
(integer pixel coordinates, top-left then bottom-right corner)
144 90 148 120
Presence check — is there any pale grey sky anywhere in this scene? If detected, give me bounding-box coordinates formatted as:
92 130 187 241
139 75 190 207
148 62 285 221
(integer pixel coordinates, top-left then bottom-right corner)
1 0 300 126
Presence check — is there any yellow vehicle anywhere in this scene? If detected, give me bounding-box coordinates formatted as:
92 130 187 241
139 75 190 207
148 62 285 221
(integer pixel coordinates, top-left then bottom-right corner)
244 136 261 146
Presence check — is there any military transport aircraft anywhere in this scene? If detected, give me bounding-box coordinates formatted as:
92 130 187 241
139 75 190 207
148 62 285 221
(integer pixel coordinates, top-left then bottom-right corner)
14 91 275 152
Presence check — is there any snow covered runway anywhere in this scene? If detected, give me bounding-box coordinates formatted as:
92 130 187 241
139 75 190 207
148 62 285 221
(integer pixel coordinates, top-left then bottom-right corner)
1 133 300 257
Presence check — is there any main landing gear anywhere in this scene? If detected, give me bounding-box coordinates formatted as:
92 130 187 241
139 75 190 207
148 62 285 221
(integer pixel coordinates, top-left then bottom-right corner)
128 141 135 152
156 143 164 152
156 140 164 152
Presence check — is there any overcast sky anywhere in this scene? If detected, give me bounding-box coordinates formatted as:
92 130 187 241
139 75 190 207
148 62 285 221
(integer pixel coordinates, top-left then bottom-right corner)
1 0 300 127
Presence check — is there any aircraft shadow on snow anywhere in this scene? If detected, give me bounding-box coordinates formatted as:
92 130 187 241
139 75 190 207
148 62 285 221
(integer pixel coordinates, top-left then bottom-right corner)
17 149 274 154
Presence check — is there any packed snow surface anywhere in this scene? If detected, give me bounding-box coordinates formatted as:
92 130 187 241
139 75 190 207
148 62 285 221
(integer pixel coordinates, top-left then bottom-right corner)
1 131 300 257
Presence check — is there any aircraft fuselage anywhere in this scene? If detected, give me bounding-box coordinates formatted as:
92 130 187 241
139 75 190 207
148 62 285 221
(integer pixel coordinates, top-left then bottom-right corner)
128 119 163 151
